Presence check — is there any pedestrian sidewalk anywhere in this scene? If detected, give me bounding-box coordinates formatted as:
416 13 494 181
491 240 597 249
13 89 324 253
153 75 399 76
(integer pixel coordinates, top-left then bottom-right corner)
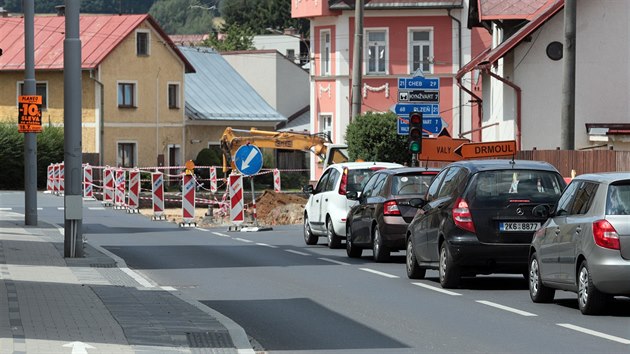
0 209 254 354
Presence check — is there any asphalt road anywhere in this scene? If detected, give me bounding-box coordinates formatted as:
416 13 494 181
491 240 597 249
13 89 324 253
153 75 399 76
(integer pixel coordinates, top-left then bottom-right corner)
4 191 630 353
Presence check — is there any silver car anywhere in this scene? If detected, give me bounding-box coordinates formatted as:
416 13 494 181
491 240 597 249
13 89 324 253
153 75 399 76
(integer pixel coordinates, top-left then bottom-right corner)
529 172 630 315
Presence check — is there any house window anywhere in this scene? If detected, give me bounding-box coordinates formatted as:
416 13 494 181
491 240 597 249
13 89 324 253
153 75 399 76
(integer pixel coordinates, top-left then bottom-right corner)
286 49 296 62
366 30 387 74
319 114 332 140
168 83 180 109
320 30 331 76
18 82 48 110
117 142 136 168
118 82 136 108
409 29 432 74
136 31 149 56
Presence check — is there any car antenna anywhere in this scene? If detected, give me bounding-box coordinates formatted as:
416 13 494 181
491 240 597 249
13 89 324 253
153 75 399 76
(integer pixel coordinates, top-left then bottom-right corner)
424 157 430 170
510 154 516 166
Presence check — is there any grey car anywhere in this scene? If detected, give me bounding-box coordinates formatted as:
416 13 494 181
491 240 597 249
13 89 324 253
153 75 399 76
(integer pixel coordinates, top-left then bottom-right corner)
529 172 630 315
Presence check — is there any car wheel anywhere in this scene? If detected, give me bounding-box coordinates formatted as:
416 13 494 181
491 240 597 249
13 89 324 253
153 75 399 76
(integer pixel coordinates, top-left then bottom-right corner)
372 226 390 262
406 237 425 279
327 217 342 249
439 242 460 288
529 253 555 303
346 225 362 258
578 260 610 315
303 214 318 245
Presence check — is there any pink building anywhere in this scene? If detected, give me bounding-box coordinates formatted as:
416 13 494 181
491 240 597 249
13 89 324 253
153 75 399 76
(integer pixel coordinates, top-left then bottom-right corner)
293 0 490 178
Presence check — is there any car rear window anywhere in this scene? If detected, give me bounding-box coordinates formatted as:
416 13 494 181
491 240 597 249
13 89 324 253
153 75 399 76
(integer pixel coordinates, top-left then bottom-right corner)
606 182 630 215
347 168 384 193
468 170 564 206
391 173 436 195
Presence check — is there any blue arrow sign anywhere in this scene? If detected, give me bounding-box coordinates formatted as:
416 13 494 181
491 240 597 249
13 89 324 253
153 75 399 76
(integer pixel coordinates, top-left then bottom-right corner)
398 76 440 90
394 103 440 116
234 145 263 176
397 116 443 135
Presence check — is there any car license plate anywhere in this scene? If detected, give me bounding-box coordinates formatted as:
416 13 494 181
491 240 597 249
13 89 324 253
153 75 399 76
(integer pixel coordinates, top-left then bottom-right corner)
499 222 540 232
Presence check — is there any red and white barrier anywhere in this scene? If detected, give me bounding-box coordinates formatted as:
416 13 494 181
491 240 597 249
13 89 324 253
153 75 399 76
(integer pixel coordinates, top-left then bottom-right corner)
127 169 140 213
59 162 65 195
210 166 217 193
46 164 54 193
151 172 166 220
273 168 281 193
114 168 126 209
181 173 196 227
83 164 94 199
229 174 244 225
103 167 114 206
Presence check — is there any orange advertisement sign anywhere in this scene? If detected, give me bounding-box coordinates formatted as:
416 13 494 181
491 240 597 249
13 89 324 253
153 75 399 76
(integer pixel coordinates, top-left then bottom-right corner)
18 95 43 133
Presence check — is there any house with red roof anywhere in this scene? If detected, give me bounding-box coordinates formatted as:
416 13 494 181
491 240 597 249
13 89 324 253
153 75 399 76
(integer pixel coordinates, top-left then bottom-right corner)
0 12 195 169
458 0 630 151
292 0 491 179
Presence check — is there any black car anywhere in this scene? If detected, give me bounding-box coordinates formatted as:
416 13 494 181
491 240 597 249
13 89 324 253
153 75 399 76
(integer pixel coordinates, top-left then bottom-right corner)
346 167 439 262
406 159 566 288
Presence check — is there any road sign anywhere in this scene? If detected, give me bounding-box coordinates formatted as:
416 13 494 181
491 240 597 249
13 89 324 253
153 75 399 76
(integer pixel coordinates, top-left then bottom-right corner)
398 90 439 103
394 103 439 116
454 140 517 159
17 95 42 133
419 129 470 162
234 144 263 176
397 116 443 135
398 77 440 90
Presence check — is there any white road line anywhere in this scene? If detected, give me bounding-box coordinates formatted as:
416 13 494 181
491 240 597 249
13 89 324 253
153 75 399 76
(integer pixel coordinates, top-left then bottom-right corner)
476 300 537 317
212 232 229 237
88 207 105 210
120 268 154 288
37 208 43 210
0 208 12 211
234 237 253 243
557 323 630 345
360 268 399 279
195 228 211 232
160 286 177 291
412 282 462 296
285 249 310 256
256 243 278 249
57 207 64 210
318 257 350 266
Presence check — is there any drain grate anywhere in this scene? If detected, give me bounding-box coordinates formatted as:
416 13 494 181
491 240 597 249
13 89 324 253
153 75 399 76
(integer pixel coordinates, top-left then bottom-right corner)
186 331 234 348
90 263 116 268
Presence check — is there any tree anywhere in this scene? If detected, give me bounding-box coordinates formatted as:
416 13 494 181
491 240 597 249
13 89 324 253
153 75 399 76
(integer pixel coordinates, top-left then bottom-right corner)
0 0 155 14
219 0 308 37
345 112 409 165
149 0 214 34
204 23 254 51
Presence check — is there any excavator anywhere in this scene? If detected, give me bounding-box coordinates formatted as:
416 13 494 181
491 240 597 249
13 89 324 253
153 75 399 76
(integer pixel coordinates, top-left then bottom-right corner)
220 127 349 172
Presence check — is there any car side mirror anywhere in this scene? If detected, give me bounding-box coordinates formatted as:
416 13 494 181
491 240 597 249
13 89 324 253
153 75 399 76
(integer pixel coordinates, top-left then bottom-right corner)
303 185 314 194
532 204 550 218
346 191 359 200
408 198 426 208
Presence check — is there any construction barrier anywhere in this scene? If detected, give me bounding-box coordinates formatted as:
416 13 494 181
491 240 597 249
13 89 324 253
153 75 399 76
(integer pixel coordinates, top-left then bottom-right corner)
46 164 54 193
229 173 244 225
127 169 140 213
210 166 217 193
114 168 126 209
59 162 65 195
53 163 60 195
180 173 196 227
151 172 166 220
273 168 281 193
83 164 94 199
103 167 114 206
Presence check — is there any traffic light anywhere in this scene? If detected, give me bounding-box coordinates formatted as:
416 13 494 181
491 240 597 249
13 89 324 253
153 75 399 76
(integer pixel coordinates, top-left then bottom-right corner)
408 112 423 154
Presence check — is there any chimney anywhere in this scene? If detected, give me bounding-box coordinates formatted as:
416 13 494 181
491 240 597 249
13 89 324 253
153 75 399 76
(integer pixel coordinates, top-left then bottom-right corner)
0 7 9 18
55 5 65 16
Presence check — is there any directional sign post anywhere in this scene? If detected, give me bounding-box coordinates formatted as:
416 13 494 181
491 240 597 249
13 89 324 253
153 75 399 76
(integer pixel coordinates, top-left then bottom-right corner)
419 129 470 162
454 140 517 159
397 116 444 135
234 145 263 176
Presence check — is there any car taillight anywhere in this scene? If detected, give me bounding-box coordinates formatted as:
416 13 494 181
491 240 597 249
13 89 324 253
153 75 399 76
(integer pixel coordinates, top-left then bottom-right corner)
452 197 475 233
592 219 620 250
383 200 401 216
339 167 348 195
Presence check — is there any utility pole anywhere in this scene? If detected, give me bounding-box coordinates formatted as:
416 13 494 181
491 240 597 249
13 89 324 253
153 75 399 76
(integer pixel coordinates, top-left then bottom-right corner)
64 0 84 257
561 0 576 150
350 0 364 122
23 0 38 226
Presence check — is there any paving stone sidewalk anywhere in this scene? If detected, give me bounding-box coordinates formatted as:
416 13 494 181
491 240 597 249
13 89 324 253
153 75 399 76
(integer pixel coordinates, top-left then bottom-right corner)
0 210 254 354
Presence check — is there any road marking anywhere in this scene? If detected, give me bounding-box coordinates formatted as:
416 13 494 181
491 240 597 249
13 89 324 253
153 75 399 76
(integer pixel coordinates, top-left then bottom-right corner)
285 249 310 256
212 232 229 237
37 207 43 210
256 243 278 248
318 257 350 266
0 208 12 211
88 207 105 210
476 300 537 317
120 267 154 288
57 207 64 210
412 282 462 296
160 286 177 291
63 341 95 354
196 228 210 232
557 323 630 344
234 237 253 243
360 268 399 278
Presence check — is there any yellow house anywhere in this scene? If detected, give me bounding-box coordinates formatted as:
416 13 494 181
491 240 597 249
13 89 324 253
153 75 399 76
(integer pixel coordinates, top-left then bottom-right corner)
0 13 195 169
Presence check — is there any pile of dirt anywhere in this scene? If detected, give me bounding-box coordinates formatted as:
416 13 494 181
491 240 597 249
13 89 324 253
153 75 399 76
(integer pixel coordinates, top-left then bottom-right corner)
254 190 307 225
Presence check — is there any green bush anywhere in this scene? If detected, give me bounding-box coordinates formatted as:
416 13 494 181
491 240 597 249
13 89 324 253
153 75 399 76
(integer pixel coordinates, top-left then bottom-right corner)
345 111 409 165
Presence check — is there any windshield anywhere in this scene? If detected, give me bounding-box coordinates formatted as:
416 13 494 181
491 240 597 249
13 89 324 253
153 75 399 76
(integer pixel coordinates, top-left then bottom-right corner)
468 170 565 206
391 173 436 196
347 168 382 193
